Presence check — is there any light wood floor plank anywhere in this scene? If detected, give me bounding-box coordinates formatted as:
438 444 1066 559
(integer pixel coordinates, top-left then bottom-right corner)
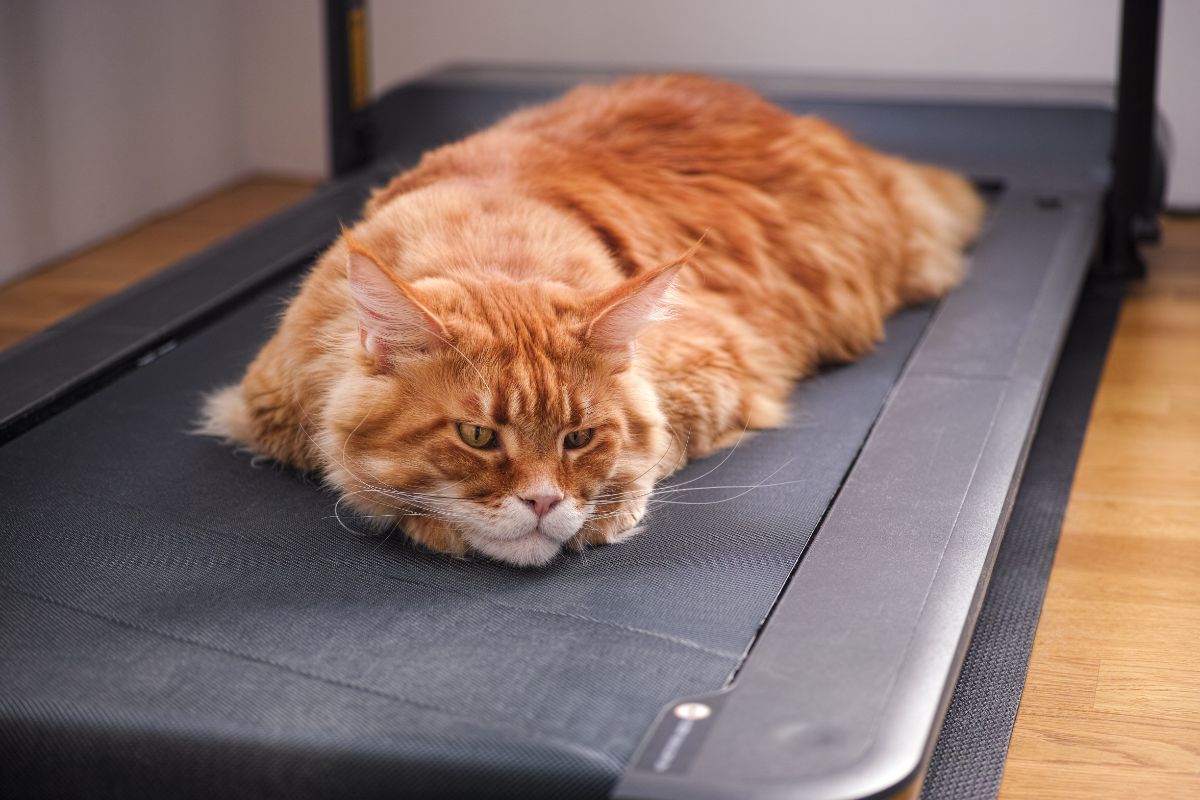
999 217 1200 798
0 176 316 350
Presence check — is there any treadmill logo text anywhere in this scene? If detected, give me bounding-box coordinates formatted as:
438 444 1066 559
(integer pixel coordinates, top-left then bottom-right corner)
648 701 718 773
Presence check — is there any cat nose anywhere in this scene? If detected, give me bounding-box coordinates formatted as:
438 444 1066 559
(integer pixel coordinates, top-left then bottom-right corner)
521 493 563 519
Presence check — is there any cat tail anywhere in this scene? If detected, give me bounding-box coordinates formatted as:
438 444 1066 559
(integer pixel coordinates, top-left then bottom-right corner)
196 364 320 470
196 384 256 446
887 157 986 304
916 164 986 250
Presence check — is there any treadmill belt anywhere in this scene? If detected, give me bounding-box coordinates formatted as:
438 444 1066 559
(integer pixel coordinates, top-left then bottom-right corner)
0 267 934 798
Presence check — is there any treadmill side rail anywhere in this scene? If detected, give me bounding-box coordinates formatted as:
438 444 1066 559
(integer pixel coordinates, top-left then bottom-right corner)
0 171 387 445
615 188 1103 800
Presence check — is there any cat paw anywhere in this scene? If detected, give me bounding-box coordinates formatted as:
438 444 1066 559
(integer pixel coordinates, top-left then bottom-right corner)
578 500 648 548
604 524 644 544
402 515 468 557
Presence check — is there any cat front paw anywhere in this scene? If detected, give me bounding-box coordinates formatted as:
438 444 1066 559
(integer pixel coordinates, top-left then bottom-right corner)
604 524 644 544
402 515 468 558
577 497 648 549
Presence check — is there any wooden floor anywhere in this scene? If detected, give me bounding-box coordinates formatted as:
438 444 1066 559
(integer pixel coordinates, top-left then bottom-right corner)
1 179 1197 796
998 218 1200 797
0 177 316 350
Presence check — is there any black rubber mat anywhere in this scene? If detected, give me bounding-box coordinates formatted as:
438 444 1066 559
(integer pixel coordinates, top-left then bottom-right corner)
921 280 1124 799
0 265 933 799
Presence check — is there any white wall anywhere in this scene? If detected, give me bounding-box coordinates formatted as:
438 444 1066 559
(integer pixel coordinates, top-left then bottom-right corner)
2 0 1197 287
1160 0 1200 211
234 0 326 178
158 0 1200 210
0 0 244 285
371 0 1121 82
367 0 1198 208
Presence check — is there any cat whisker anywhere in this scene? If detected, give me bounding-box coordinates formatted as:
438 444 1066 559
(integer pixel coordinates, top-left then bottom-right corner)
324 511 447 529
664 419 691 468
584 429 688 507
427 327 491 392
365 526 400 559
589 417 749 503
331 491 377 538
325 512 423 520
584 459 798 523
363 486 459 501
376 474 472 501
347 489 459 519
645 416 753 489
294 405 469 527
360 489 466 512
645 460 797 508
588 476 804 506
294 407 397 496
606 422 689 494
341 400 380 478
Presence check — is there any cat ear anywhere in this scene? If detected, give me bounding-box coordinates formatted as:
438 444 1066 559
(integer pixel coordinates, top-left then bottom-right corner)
585 261 682 352
344 235 448 360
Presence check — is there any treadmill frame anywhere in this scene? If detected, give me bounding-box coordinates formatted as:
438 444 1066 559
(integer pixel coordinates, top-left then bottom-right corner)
1 67 1118 799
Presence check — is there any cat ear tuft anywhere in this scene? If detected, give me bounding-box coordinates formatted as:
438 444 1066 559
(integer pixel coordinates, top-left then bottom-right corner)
343 233 447 361
586 261 682 352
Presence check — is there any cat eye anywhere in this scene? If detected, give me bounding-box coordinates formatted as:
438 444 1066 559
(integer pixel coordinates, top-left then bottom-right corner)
563 429 594 450
457 422 498 449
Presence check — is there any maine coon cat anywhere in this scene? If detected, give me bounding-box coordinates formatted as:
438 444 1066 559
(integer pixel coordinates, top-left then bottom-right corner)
201 74 983 567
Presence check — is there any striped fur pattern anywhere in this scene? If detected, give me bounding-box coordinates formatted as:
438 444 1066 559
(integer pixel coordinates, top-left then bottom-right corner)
201 74 983 566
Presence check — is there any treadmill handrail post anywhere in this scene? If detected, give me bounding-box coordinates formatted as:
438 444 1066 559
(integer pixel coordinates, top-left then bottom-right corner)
1103 0 1163 278
325 0 373 177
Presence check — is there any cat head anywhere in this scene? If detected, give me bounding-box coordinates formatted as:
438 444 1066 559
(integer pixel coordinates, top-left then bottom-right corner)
322 234 682 566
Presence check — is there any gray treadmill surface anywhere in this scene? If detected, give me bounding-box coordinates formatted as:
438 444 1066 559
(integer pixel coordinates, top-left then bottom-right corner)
0 67 1111 799
0 265 931 798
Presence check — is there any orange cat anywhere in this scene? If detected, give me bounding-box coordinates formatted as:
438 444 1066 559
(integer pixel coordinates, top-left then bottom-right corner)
201 74 983 567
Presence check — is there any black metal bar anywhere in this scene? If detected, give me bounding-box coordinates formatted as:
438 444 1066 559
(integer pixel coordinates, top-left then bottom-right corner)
325 0 372 177
1102 0 1162 278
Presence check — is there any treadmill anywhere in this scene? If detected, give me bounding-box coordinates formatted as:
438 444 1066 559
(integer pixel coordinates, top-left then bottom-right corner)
0 2 1163 798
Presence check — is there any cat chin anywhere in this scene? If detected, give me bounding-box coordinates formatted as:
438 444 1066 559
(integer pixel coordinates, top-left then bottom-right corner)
468 530 563 568
458 498 588 567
